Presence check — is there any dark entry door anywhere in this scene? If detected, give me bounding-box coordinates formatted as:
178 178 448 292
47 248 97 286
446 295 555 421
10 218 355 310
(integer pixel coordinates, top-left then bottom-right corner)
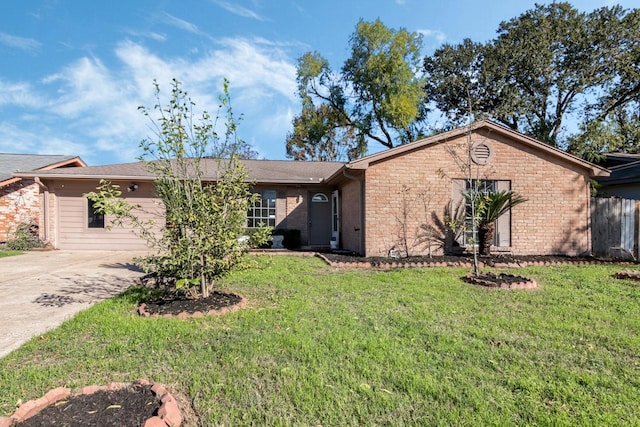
308 191 332 246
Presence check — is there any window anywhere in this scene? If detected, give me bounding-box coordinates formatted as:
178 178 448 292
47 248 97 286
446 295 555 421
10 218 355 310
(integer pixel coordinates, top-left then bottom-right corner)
312 193 329 202
87 199 105 229
464 180 496 245
247 190 276 227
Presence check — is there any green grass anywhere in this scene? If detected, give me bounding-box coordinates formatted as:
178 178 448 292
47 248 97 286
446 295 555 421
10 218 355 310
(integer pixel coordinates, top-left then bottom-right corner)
0 249 21 258
1 256 639 426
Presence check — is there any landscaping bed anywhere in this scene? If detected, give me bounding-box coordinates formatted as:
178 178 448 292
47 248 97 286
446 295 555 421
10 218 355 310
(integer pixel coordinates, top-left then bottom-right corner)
1 380 181 427
138 291 247 318
320 252 625 268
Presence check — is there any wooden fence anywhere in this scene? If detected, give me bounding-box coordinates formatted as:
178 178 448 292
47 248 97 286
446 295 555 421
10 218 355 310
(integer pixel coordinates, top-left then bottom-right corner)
591 197 639 259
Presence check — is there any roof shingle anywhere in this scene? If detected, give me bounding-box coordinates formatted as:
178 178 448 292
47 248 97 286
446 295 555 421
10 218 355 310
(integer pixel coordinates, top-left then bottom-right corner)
0 153 83 182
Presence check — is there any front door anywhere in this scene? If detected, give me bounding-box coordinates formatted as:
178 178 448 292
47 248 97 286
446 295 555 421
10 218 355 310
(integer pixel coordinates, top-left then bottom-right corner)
309 191 332 246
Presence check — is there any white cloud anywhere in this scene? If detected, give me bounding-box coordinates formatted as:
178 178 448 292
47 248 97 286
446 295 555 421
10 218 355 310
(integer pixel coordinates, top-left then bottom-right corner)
211 0 265 21
0 80 44 107
0 121 91 157
0 35 299 164
162 13 202 35
43 56 122 117
418 28 447 44
0 32 41 52
124 30 167 42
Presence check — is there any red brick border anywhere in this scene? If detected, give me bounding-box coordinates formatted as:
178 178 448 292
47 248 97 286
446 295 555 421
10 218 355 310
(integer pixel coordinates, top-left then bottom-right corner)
464 272 537 289
316 253 631 270
614 270 640 280
137 293 247 319
0 379 182 427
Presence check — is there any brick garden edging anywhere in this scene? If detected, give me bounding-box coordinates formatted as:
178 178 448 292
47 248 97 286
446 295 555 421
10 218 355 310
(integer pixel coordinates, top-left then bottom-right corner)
316 253 633 270
464 272 538 289
614 270 640 280
0 379 182 427
138 293 247 319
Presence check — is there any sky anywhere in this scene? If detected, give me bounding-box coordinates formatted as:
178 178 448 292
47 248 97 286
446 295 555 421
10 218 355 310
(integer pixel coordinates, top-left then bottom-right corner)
1 0 638 166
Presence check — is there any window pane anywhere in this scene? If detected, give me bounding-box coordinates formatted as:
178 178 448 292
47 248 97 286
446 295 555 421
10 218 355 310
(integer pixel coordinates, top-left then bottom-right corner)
463 179 497 245
87 199 105 229
312 193 328 202
247 190 277 228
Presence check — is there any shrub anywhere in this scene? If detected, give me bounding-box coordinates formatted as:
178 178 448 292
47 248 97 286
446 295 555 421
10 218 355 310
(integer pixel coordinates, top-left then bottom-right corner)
6 222 42 251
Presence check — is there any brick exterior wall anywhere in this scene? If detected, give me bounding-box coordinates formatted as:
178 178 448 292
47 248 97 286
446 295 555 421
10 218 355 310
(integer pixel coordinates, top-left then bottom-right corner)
339 178 363 254
360 129 592 257
0 179 40 242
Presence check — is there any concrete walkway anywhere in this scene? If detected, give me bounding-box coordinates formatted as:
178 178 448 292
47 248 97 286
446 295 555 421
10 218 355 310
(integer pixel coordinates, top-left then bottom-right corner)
0 250 149 359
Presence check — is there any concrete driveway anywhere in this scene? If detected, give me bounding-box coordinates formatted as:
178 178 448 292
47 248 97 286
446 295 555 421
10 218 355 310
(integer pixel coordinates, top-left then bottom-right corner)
0 250 149 359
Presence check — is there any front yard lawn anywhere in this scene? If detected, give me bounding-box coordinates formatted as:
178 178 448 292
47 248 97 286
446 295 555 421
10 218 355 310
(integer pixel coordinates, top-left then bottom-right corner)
1 256 639 425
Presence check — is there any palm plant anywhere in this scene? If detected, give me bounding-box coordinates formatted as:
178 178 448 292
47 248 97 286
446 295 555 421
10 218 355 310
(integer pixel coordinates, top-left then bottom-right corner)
466 190 527 256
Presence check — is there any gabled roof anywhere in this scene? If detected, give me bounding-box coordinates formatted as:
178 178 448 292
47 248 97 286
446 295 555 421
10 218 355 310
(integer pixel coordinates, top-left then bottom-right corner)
596 160 640 186
336 120 609 178
0 153 86 186
598 152 640 169
15 159 346 185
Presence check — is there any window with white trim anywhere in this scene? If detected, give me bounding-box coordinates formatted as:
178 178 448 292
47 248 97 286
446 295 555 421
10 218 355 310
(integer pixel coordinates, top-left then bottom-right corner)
87 199 105 229
247 190 276 227
464 180 496 245
452 179 512 249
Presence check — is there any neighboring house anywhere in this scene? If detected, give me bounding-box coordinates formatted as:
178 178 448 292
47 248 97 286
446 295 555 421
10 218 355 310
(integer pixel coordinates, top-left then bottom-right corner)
16 121 609 256
0 154 86 243
593 153 640 199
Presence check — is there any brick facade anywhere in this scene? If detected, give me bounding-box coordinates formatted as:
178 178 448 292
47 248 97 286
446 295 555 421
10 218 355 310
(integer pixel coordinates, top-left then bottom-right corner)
0 179 40 242
339 177 363 254
358 128 593 257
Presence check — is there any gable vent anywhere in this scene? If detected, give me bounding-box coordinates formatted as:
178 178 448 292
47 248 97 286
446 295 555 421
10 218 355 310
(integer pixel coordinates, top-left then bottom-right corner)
470 142 493 165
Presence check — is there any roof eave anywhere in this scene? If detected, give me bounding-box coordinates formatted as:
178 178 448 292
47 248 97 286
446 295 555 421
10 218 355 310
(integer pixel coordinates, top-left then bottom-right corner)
346 120 611 178
14 172 155 181
15 172 330 185
0 177 21 188
38 156 87 170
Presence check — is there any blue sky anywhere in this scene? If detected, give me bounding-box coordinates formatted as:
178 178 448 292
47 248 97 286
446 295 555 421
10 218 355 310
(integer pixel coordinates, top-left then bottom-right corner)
1 0 637 165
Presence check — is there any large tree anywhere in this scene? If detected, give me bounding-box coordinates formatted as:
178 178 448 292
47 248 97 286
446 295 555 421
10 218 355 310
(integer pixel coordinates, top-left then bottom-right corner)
570 7 640 159
424 3 639 151
287 19 427 161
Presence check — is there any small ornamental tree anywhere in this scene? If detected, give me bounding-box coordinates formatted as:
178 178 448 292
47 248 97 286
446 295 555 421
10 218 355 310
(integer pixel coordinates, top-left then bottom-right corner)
465 190 527 257
86 79 270 298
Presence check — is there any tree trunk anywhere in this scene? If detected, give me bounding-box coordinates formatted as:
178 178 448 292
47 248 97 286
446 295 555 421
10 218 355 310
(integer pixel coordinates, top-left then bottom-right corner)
200 253 208 298
478 222 494 256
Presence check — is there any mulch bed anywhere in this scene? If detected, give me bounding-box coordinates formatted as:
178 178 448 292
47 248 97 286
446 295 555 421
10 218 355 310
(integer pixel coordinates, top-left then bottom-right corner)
3 380 182 427
464 272 537 289
138 291 247 318
320 252 628 268
614 270 640 281
319 252 632 290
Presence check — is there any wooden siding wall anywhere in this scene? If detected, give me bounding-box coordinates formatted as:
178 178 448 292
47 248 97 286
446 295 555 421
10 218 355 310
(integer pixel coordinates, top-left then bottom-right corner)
591 197 638 258
50 180 161 250
46 180 332 250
